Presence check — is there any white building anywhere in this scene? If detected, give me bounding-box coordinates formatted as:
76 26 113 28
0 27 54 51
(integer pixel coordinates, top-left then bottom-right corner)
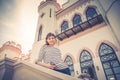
1 0 119 80
31 0 120 80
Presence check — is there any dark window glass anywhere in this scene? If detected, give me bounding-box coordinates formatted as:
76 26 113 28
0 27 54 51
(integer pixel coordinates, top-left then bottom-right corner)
64 56 75 76
61 21 68 32
99 43 120 80
50 8 51 17
86 7 98 20
80 50 98 80
38 26 42 41
73 14 82 26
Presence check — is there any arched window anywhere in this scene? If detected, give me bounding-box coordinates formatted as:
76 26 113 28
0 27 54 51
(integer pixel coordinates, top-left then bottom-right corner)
99 43 120 80
64 56 75 76
80 50 97 80
61 21 69 32
86 7 98 20
73 14 82 27
38 26 42 41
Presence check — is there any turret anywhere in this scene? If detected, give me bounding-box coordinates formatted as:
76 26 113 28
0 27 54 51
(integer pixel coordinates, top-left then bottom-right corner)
34 0 61 42
31 0 61 63
0 41 22 60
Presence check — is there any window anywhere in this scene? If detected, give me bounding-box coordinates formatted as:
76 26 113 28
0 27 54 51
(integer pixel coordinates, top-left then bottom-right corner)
64 56 75 76
73 14 82 26
50 8 52 17
40 13 45 18
99 43 120 80
80 50 98 80
61 21 69 32
38 26 42 41
86 7 98 20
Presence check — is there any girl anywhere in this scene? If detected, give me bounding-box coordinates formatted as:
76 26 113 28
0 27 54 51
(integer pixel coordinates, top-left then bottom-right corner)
36 32 70 75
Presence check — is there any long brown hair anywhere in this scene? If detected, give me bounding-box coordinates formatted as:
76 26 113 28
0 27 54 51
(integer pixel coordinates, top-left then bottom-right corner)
45 32 56 45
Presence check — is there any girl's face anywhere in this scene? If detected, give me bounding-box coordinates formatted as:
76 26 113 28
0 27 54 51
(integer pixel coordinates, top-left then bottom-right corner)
47 36 56 46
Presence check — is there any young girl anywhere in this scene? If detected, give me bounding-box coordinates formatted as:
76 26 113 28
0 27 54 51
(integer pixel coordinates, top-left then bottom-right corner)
36 32 71 75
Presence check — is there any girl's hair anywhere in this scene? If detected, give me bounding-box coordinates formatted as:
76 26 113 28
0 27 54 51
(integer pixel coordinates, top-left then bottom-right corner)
45 32 56 45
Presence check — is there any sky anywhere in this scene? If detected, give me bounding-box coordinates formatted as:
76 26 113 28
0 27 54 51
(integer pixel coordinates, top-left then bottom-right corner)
0 0 67 54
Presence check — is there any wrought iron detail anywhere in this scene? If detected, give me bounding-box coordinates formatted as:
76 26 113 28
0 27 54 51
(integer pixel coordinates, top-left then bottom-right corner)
56 14 104 41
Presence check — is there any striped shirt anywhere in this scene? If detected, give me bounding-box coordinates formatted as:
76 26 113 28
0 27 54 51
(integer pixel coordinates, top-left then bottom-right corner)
37 45 68 70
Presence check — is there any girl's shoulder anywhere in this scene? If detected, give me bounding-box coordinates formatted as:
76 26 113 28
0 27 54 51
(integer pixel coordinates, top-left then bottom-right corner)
41 44 48 50
41 44 47 48
53 47 61 52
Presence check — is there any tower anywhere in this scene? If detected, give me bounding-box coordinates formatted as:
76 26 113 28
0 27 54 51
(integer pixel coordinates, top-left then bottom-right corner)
31 0 61 63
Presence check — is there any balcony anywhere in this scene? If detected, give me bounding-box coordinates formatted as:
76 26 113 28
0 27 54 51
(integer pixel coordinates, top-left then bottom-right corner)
56 14 104 41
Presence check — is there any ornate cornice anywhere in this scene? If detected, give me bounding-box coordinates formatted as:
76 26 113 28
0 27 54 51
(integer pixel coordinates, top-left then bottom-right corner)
56 0 89 19
38 0 61 13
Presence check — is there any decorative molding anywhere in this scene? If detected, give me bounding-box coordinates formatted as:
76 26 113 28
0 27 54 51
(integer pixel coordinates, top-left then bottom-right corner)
56 0 89 19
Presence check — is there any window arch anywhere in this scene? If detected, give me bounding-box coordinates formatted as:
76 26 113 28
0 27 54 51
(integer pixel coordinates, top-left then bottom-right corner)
80 50 98 80
99 43 120 80
86 7 98 20
38 26 42 41
64 55 75 76
61 21 69 32
72 14 82 27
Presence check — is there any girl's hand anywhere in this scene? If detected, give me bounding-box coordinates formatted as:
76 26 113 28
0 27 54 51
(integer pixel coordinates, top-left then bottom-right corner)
49 64 56 69
37 61 56 69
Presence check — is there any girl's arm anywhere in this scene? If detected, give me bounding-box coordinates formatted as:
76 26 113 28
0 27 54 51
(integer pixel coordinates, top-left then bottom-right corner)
37 61 56 69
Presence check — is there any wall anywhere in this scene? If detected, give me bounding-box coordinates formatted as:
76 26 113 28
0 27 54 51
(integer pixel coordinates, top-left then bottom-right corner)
0 57 79 80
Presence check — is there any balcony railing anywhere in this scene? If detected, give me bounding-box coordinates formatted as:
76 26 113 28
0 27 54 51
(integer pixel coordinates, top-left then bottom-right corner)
56 14 104 41
0 57 78 80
